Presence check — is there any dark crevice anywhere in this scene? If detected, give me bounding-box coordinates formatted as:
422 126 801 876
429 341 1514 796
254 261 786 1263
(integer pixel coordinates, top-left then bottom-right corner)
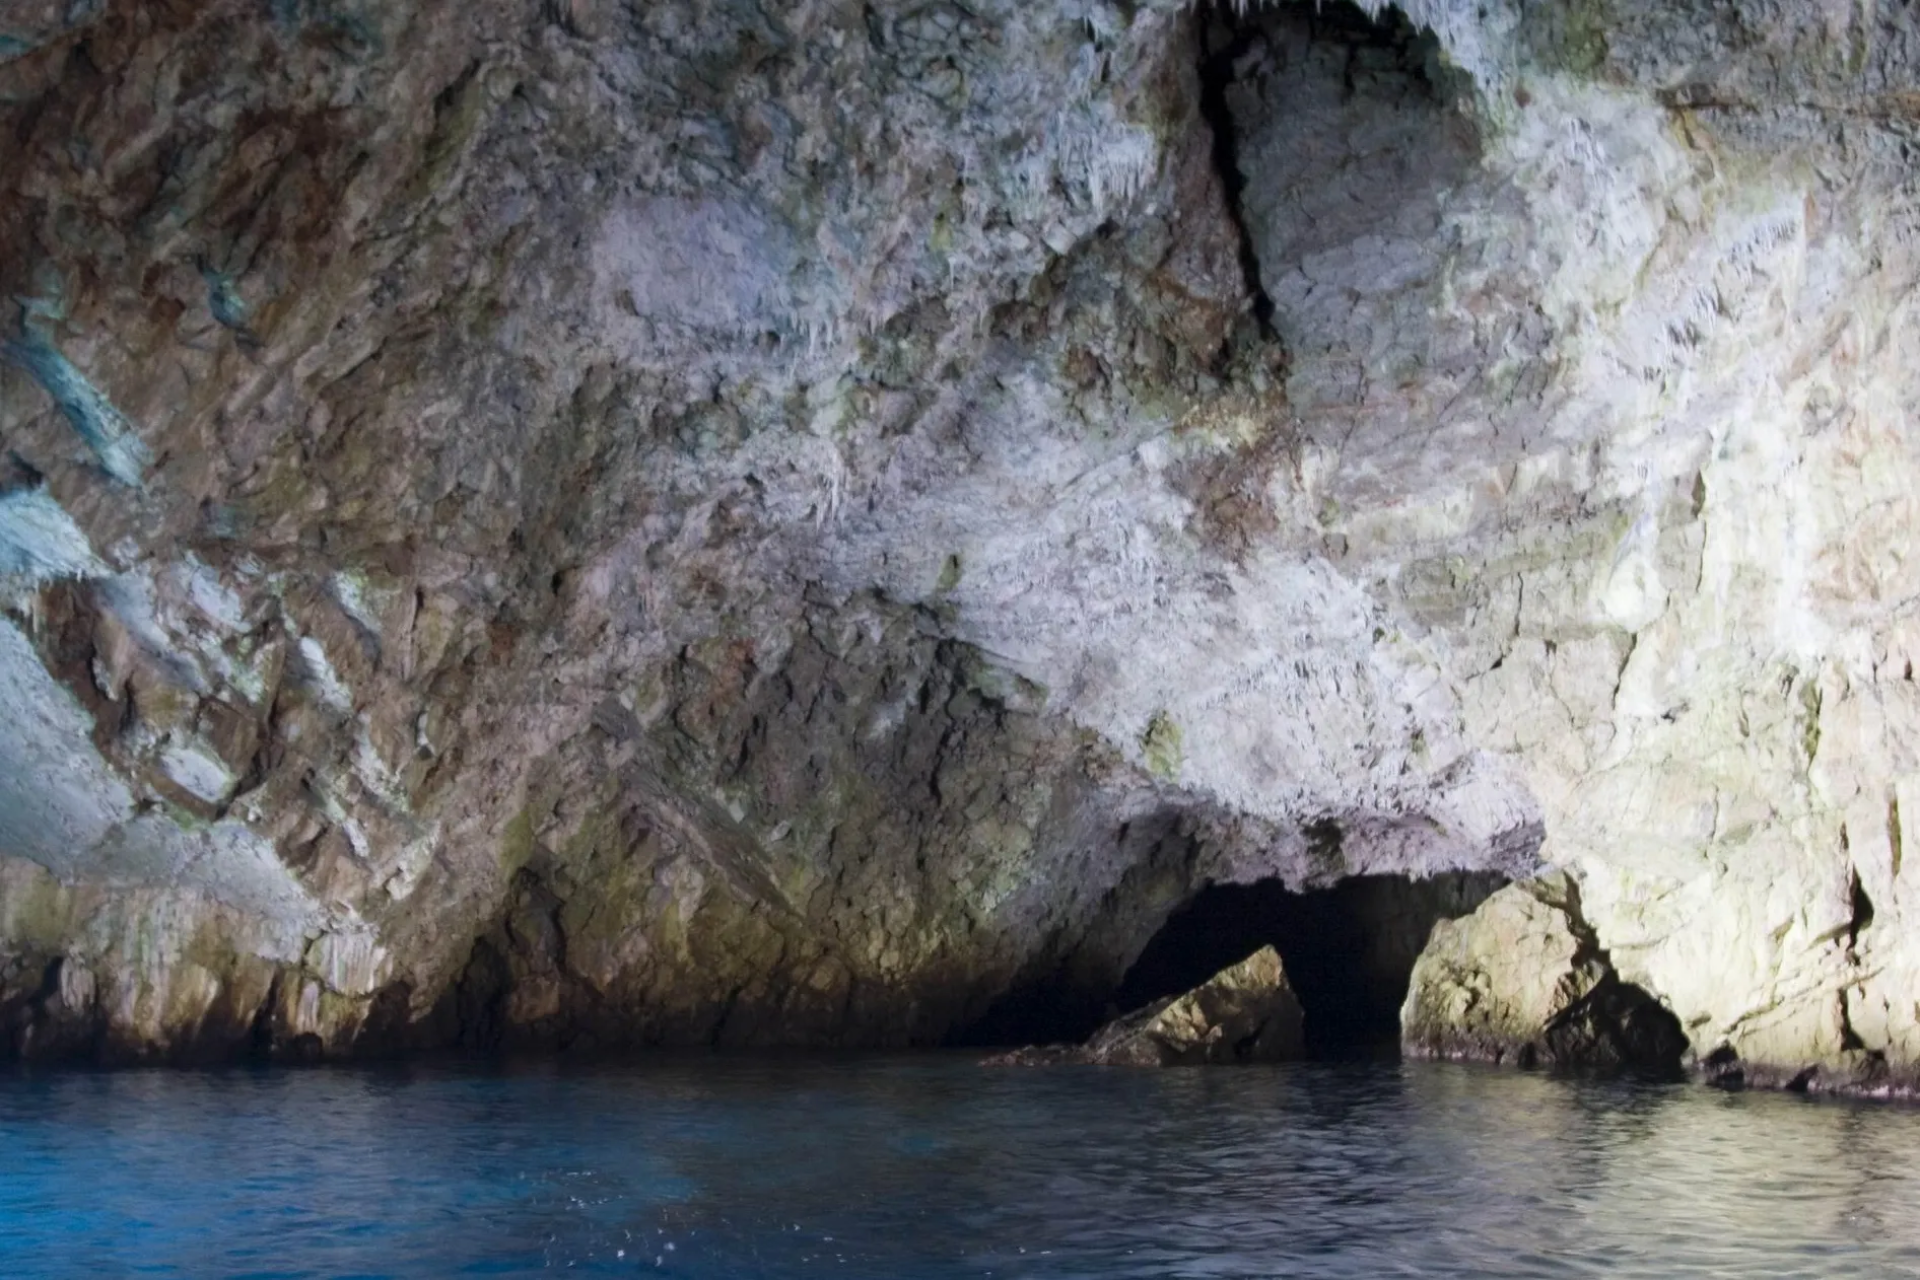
354 981 416 1058
1 955 111 1063
1701 1042 1760 1091
1539 973 1689 1077
1840 998 1867 1053
1891 795 1905 880
1546 882 1690 1077
439 935 511 1052
1847 868 1875 954
1194 8 1277 336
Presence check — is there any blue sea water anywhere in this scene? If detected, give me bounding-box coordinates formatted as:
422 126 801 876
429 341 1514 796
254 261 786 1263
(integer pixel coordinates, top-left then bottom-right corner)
3 1056 1919 1279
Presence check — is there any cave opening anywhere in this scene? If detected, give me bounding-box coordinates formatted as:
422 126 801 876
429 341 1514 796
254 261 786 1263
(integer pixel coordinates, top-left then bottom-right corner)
956 870 1506 1057
1123 871 1507 1058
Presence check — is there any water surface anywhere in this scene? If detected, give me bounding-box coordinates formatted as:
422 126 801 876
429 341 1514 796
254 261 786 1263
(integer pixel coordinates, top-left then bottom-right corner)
3 1056 1918 1278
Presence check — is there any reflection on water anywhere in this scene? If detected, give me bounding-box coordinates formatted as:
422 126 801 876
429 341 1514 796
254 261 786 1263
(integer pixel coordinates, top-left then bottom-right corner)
4 1056 1919 1278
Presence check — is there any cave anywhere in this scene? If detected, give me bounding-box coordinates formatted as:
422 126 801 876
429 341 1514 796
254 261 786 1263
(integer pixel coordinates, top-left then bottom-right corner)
1114 872 1508 1059
957 870 1507 1058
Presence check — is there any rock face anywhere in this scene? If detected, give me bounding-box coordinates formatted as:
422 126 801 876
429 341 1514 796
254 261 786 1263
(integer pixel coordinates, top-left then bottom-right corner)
1 0 1919 1089
1401 873 1687 1073
989 945 1304 1066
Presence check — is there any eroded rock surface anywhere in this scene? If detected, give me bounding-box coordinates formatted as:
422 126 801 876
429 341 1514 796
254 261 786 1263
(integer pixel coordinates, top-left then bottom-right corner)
988 945 1303 1066
0 0 1917 1088
1401 873 1687 1073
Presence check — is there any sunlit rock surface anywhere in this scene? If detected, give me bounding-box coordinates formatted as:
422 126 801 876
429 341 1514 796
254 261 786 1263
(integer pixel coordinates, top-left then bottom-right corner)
1401 872 1688 1074
987 945 1304 1066
1 0 1918 1088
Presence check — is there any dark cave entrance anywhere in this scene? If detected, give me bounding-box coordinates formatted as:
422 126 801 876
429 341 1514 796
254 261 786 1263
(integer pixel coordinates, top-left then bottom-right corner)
956 870 1507 1057
1116 873 1507 1057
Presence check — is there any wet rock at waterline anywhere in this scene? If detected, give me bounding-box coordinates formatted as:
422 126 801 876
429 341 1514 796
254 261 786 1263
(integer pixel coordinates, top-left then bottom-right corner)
987 946 1304 1066
1400 874 1687 1074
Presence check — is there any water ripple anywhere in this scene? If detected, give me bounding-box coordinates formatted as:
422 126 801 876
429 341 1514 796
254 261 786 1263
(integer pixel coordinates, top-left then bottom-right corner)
3 1058 1920 1278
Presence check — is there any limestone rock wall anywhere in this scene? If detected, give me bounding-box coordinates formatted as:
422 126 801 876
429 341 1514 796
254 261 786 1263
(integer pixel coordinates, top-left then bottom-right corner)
0 0 1917 1087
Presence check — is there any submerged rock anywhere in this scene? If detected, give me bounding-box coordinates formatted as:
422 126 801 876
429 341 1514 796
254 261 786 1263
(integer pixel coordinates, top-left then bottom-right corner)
988 946 1303 1067
1401 874 1686 1074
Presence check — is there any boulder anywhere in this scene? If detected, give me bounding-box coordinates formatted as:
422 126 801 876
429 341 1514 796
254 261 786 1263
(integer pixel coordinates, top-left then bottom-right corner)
1400 874 1686 1073
988 946 1303 1067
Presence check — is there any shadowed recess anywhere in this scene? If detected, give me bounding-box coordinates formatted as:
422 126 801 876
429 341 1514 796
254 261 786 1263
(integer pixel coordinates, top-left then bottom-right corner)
1116 873 1508 1058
